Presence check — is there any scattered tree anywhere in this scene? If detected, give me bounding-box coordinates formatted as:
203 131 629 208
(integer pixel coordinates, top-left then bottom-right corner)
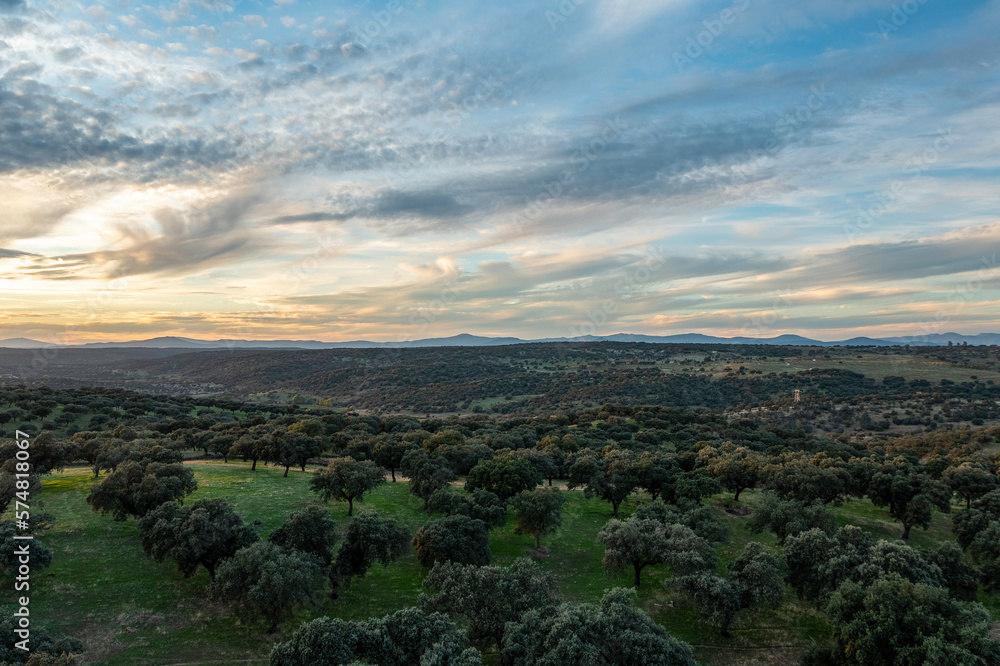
501 587 697 666
86 461 196 521
333 509 410 596
597 517 714 587
814 575 1000 665
211 541 324 633
309 457 385 516
401 449 456 510
568 449 639 517
509 487 566 550
413 515 491 568
270 608 483 666
465 456 541 502
421 558 559 650
138 498 259 583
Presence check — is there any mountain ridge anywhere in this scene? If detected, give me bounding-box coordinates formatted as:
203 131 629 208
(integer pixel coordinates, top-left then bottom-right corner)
3 331 998 349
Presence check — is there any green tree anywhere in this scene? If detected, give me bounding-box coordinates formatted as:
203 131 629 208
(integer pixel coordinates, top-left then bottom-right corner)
228 429 272 471
310 457 385 516
0 520 53 574
597 517 714 587
372 438 415 482
673 469 723 504
567 449 639 517
205 432 236 463
817 575 1000 665
270 608 483 666
86 460 197 521
508 448 559 486
0 617 83 665
0 473 40 515
333 509 410 596
464 456 541 502
421 558 559 650
784 527 874 602
868 469 951 540
271 431 322 476
674 574 741 637
401 449 457 510
509 487 566 549
968 520 1000 592
943 462 998 509
953 488 1000 549
428 488 507 530
211 541 324 633
929 541 982 601
634 450 679 502
763 453 852 506
675 542 785 638
728 542 786 611
0 431 69 476
268 504 339 566
413 515 491 568
704 444 764 501
748 492 837 544
501 587 696 666
138 498 259 583
269 505 340 597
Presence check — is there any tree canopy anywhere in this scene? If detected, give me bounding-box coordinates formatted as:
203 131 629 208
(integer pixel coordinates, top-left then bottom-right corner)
464 455 541 502
138 498 259 583
212 541 324 633
597 516 714 587
310 457 385 516
509 487 566 549
420 558 559 650
412 515 491 569
86 460 197 521
501 587 697 666
269 608 483 666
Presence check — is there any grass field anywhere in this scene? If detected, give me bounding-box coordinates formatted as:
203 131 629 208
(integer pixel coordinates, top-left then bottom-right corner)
5 461 997 665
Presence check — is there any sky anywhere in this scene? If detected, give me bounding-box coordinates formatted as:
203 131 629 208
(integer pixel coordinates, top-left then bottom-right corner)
1 0 999 343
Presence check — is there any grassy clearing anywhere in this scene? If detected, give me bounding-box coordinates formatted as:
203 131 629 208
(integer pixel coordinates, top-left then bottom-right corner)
5 462 996 665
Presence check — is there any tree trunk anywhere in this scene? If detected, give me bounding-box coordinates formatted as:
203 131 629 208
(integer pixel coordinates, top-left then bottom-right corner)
734 487 743 502
901 521 912 540
720 624 731 638
284 464 290 477
267 617 279 634
548 477 553 486
206 562 216 584
633 562 644 587
223 453 228 463
329 571 340 599
390 467 396 482
611 499 621 518
535 534 541 549
348 497 354 516
251 457 257 471
301 462 307 472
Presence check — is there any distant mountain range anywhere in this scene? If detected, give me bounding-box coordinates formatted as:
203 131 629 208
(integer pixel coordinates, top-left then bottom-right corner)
3 332 1000 349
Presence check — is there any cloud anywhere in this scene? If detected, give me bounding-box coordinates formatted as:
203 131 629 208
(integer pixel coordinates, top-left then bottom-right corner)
66 187 270 278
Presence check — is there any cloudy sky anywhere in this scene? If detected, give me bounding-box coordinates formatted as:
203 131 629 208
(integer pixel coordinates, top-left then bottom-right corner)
1 0 999 343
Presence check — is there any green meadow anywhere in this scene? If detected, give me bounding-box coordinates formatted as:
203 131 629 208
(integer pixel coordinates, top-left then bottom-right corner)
8 460 995 665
